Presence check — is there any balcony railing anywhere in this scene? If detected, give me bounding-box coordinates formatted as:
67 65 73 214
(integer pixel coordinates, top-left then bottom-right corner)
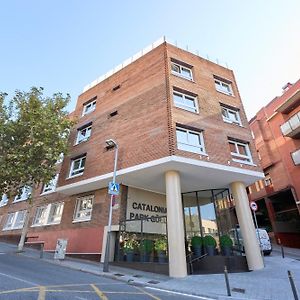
280 111 300 138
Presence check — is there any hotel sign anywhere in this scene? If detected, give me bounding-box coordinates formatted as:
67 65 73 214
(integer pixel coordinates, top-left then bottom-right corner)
126 187 167 234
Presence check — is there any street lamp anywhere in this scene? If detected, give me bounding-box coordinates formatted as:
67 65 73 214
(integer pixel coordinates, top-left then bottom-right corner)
103 139 118 272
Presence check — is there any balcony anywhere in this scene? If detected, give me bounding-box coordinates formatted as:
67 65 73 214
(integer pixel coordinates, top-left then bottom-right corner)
276 89 300 114
291 149 300 165
280 111 300 139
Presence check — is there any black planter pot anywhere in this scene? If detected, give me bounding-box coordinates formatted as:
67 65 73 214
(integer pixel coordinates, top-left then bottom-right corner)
221 246 232 256
157 251 167 263
205 245 215 256
126 251 134 262
140 252 151 262
192 246 203 257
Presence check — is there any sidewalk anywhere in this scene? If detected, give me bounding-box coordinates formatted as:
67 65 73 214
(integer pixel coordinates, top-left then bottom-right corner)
1 242 300 300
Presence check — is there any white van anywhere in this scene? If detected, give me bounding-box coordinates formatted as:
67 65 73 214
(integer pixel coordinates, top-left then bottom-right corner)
230 228 272 255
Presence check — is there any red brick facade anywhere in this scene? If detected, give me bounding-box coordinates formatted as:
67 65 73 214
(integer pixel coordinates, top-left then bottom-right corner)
248 79 300 247
0 41 262 255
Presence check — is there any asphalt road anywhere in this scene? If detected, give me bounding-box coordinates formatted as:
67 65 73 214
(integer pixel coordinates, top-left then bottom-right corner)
0 249 210 300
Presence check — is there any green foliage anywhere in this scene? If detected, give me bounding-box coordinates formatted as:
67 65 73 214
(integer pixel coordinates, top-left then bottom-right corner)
0 87 74 196
123 235 139 253
140 239 154 254
203 235 217 247
154 236 167 252
220 235 233 247
191 236 203 247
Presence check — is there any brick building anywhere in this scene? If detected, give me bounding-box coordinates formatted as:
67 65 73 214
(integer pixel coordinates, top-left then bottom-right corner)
248 80 300 248
0 38 265 277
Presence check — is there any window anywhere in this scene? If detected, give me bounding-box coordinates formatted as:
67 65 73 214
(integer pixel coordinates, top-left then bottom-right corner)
264 173 272 186
221 105 241 125
173 90 198 113
69 155 86 178
291 149 300 166
41 174 58 194
82 98 96 116
171 61 193 80
0 194 8 207
3 210 27 230
176 127 206 155
75 124 92 145
33 206 48 226
32 202 64 227
228 139 253 164
73 195 94 222
14 186 32 203
214 76 233 96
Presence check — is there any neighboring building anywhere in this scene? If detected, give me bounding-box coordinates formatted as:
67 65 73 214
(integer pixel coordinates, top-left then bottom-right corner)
248 80 300 248
0 38 264 277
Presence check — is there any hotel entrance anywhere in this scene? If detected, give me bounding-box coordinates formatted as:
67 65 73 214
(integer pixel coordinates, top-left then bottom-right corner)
182 188 248 274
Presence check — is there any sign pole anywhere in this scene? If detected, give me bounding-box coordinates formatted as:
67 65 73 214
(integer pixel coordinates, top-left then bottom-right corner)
252 209 265 266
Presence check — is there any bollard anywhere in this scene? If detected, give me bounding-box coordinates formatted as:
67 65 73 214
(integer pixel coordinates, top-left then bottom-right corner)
224 265 231 297
288 270 299 300
40 243 44 259
278 238 285 258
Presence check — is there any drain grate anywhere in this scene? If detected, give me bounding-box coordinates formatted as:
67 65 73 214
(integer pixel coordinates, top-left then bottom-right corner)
232 288 246 294
113 273 125 277
147 280 160 284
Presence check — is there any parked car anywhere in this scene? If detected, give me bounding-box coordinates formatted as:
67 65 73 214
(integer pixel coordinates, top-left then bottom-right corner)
229 227 272 255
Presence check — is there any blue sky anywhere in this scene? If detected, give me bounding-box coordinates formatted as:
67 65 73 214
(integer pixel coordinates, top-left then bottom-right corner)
1 0 300 118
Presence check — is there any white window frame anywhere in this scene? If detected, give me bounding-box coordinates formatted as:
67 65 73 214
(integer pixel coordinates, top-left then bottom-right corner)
173 90 198 113
13 186 32 203
41 174 59 195
228 139 253 164
171 62 193 81
291 149 300 166
0 194 8 207
73 195 94 223
221 106 241 125
32 202 64 227
69 155 86 178
176 127 206 155
214 78 233 96
82 100 96 116
75 124 92 145
3 210 27 231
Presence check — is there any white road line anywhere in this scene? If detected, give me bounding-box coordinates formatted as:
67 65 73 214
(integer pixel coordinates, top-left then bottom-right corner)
146 287 215 299
0 271 39 286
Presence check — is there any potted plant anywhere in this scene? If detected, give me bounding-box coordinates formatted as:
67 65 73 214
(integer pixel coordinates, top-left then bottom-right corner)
220 234 233 256
191 236 203 257
123 236 139 262
203 235 216 256
140 239 153 262
154 236 168 263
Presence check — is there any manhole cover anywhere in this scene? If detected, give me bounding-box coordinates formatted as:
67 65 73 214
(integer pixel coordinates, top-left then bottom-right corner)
147 280 160 284
232 288 246 294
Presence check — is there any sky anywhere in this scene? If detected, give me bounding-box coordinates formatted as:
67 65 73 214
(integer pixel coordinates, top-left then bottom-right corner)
1 0 300 119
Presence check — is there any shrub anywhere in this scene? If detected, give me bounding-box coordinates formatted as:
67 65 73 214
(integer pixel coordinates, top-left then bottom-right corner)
220 235 233 247
203 235 217 247
191 236 203 247
140 239 153 254
123 236 139 253
154 236 167 252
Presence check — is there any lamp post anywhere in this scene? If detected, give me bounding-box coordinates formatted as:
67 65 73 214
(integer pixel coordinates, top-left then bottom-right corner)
103 139 118 272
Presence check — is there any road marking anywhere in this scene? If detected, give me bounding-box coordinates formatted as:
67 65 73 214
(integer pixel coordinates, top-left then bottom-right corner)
91 284 108 300
0 271 39 286
37 286 46 300
134 286 161 300
146 287 214 299
0 286 39 295
75 297 88 300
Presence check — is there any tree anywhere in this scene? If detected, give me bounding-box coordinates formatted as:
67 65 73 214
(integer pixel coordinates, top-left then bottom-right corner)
0 87 74 250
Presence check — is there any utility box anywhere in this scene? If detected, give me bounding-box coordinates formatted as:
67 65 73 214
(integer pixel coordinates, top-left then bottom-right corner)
54 239 68 260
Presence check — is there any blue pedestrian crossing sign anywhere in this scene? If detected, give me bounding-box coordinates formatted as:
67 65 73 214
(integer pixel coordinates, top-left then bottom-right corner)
108 182 120 196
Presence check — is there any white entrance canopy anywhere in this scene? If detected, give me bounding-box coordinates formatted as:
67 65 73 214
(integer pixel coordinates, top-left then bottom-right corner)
57 155 264 196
